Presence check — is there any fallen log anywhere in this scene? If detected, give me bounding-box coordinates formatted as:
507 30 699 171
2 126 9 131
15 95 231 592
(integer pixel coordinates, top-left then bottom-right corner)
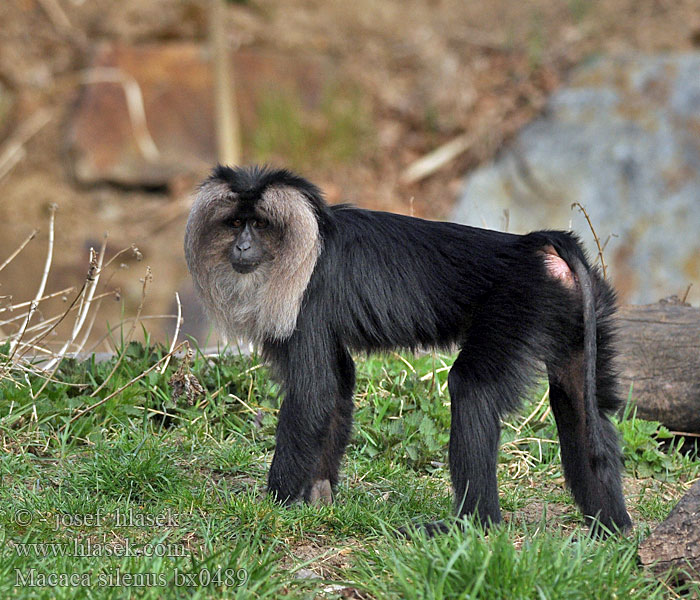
638 480 700 581
616 301 700 433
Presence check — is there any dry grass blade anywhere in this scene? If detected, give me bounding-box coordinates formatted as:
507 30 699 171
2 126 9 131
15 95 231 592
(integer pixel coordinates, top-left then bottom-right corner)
515 387 549 434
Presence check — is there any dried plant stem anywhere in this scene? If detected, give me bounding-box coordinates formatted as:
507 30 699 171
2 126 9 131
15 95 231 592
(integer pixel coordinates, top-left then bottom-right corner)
73 295 103 356
0 311 39 328
159 292 182 374
60 340 188 432
9 205 57 359
36 0 87 47
14 290 113 340
0 286 75 315
0 230 38 273
26 243 109 400
63 244 142 355
571 202 608 279
681 283 693 304
102 244 141 270
6 359 85 387
71 245 105 340
36 242 105 371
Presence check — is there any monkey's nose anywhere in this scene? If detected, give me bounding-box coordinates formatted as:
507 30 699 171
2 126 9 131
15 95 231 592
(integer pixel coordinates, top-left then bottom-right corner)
236 241 251 252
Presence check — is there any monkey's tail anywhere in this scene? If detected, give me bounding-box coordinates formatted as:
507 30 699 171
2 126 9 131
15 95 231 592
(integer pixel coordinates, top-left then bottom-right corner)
543 234 604 462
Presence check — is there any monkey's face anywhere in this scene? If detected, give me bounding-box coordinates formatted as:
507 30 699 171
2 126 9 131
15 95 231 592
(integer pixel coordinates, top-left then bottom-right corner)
223 210 278 274
185 183 283 280
185 166 323 342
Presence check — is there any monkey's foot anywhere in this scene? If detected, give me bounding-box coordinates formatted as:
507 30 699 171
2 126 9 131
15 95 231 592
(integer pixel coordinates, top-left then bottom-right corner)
308 479 333 505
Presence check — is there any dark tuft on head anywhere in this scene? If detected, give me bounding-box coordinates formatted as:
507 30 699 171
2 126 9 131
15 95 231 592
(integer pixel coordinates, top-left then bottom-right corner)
205 164 327 211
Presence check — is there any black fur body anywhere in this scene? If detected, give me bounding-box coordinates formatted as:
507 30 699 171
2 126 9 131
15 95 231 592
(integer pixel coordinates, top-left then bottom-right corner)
185 165 632 533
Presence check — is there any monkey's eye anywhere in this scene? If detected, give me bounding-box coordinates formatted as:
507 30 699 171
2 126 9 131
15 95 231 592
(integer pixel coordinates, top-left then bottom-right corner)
226 218 243 228
252 219 268 229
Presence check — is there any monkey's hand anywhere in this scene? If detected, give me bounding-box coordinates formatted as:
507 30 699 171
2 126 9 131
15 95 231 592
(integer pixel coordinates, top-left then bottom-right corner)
267 440 318 505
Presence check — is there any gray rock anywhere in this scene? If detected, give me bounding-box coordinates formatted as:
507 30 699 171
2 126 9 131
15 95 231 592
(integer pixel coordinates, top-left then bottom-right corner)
454 54 700 305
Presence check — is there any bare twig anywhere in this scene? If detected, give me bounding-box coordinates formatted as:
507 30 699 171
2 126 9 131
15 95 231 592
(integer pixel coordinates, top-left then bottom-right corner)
9 204 57 359
681 283 693 305
102 244 142 270
669 430 700 438
0 286 74 315
38 242 106 371
571 202 608 279
29 245 109 398
0 230 38 273
12 290 113 339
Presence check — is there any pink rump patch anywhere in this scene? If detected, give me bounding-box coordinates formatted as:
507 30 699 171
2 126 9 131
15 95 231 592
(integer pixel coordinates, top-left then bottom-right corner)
541 246 576 289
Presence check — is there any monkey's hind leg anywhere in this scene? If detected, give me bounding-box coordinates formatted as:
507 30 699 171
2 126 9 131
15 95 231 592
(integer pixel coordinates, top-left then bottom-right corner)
547 349 631 534
447 338 532 529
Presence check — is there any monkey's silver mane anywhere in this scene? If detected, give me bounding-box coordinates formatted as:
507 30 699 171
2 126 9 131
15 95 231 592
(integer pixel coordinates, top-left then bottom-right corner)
185 183 321 343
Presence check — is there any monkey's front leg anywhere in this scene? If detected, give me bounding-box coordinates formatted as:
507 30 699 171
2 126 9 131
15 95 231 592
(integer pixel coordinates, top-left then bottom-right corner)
267 392 327 504
266 338 355 505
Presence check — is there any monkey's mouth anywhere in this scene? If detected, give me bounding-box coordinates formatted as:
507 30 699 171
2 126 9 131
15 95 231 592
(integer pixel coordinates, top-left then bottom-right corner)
230 260 260 274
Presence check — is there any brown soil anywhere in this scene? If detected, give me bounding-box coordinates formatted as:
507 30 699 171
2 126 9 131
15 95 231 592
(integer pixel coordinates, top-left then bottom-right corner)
1 0 699 343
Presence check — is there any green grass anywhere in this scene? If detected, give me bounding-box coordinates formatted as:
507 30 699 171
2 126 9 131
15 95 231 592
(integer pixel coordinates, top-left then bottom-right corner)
1 342 698 598
354 524 661 600
248 84 371 171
